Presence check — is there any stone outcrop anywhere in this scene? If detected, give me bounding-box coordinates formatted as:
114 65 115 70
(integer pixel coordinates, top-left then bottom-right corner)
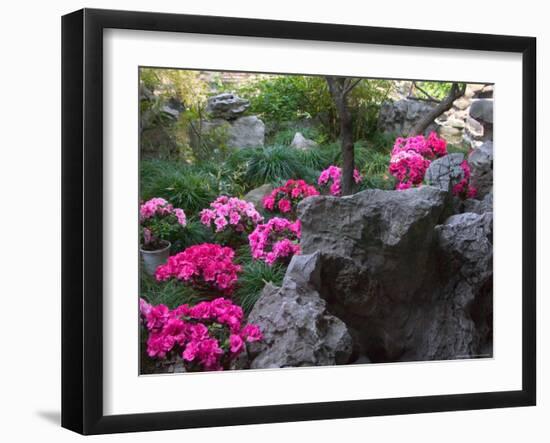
248 253 353 368
378 99 438 136
468 141 493 198
425 153 465 192
206 92 250 119
196 115 265 149
284 186 494 363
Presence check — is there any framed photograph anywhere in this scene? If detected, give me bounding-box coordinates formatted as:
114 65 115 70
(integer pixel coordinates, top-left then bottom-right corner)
62 8 536 435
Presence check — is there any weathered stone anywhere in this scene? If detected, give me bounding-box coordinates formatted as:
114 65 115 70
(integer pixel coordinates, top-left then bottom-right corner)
197 115 265 149
378 99 438 135
425 153 465 192
465 117 484 139
453 96 471 110
229 116 265 148
290 132 318 150
206 92 250 119
463 192 493 215
439 125 463 144
468 141 493 198
295 186 492 362
243 184 273 209
470 99 493 124
248 253 353 368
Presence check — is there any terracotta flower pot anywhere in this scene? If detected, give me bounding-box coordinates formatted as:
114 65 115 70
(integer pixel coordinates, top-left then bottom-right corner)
140 241 171 276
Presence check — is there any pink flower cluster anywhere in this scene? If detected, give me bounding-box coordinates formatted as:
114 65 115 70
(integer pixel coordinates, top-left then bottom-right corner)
200 196 263 233
389 132 447 190
155 243 241 294
140 197 186 226
391 132 448 160
318 165 362 196
248 217 301 265
389 150 431 190
452 160 477 199
263 179 319 214
140 297 262 371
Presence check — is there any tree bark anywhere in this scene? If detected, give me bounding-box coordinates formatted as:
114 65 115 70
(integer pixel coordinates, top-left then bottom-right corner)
326 77 361 196
408 82 466 136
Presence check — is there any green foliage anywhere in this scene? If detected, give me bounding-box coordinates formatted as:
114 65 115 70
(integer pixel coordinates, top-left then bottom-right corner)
233 260 286 314
410 81 453 101
238 75 332 124
140 270 207 309
170 218 214 254
140 160 218 216
226 145 312 188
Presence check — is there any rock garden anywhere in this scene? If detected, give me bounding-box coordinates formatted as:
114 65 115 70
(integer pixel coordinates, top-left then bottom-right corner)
138 69 493 373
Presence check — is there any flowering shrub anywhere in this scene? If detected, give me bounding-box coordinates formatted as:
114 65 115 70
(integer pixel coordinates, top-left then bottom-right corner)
140 297 262 371
262 179 319 214
140 197 186 249
452 160 477 199
155 243 241 294
391 132 447 160
318 165 362 196
388 150 431 190
200 196 263 234
249 217 301 265
389 132 447 190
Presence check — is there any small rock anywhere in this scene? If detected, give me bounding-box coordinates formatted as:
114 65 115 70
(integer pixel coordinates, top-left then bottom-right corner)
243 184 273 209
290 132 318 150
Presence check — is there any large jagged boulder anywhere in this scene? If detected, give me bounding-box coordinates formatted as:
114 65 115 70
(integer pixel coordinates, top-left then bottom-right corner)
468 141 493 198
295 186 493 363
206 92 250 119
248 253 353 368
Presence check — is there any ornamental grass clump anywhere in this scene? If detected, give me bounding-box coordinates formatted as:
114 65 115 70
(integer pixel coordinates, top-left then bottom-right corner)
140 297 262 371
248 217 301 266
155 243 241 295
140 197 187 249
200 196 264 234
262 179 319 215
318 165 362 196
388 132 447 190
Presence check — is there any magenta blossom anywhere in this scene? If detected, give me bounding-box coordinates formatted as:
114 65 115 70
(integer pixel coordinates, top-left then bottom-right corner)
248 217 301 265
155 243 241 294
140 297 263 371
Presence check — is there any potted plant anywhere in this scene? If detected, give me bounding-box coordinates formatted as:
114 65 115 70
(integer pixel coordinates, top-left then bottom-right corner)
139 197 186 275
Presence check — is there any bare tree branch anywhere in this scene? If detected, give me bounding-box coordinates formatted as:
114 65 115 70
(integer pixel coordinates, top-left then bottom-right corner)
408 82 466 136
412 81 439 103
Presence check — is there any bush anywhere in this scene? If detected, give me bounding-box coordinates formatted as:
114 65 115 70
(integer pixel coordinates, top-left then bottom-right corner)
140 160 218 216
226 145 312 188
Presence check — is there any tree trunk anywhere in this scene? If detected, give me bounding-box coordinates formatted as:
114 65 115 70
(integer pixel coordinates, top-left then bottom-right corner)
326 77 360 196
338 100 355 196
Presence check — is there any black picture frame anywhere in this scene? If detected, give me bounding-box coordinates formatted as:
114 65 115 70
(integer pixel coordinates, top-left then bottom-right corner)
62 8 537 435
